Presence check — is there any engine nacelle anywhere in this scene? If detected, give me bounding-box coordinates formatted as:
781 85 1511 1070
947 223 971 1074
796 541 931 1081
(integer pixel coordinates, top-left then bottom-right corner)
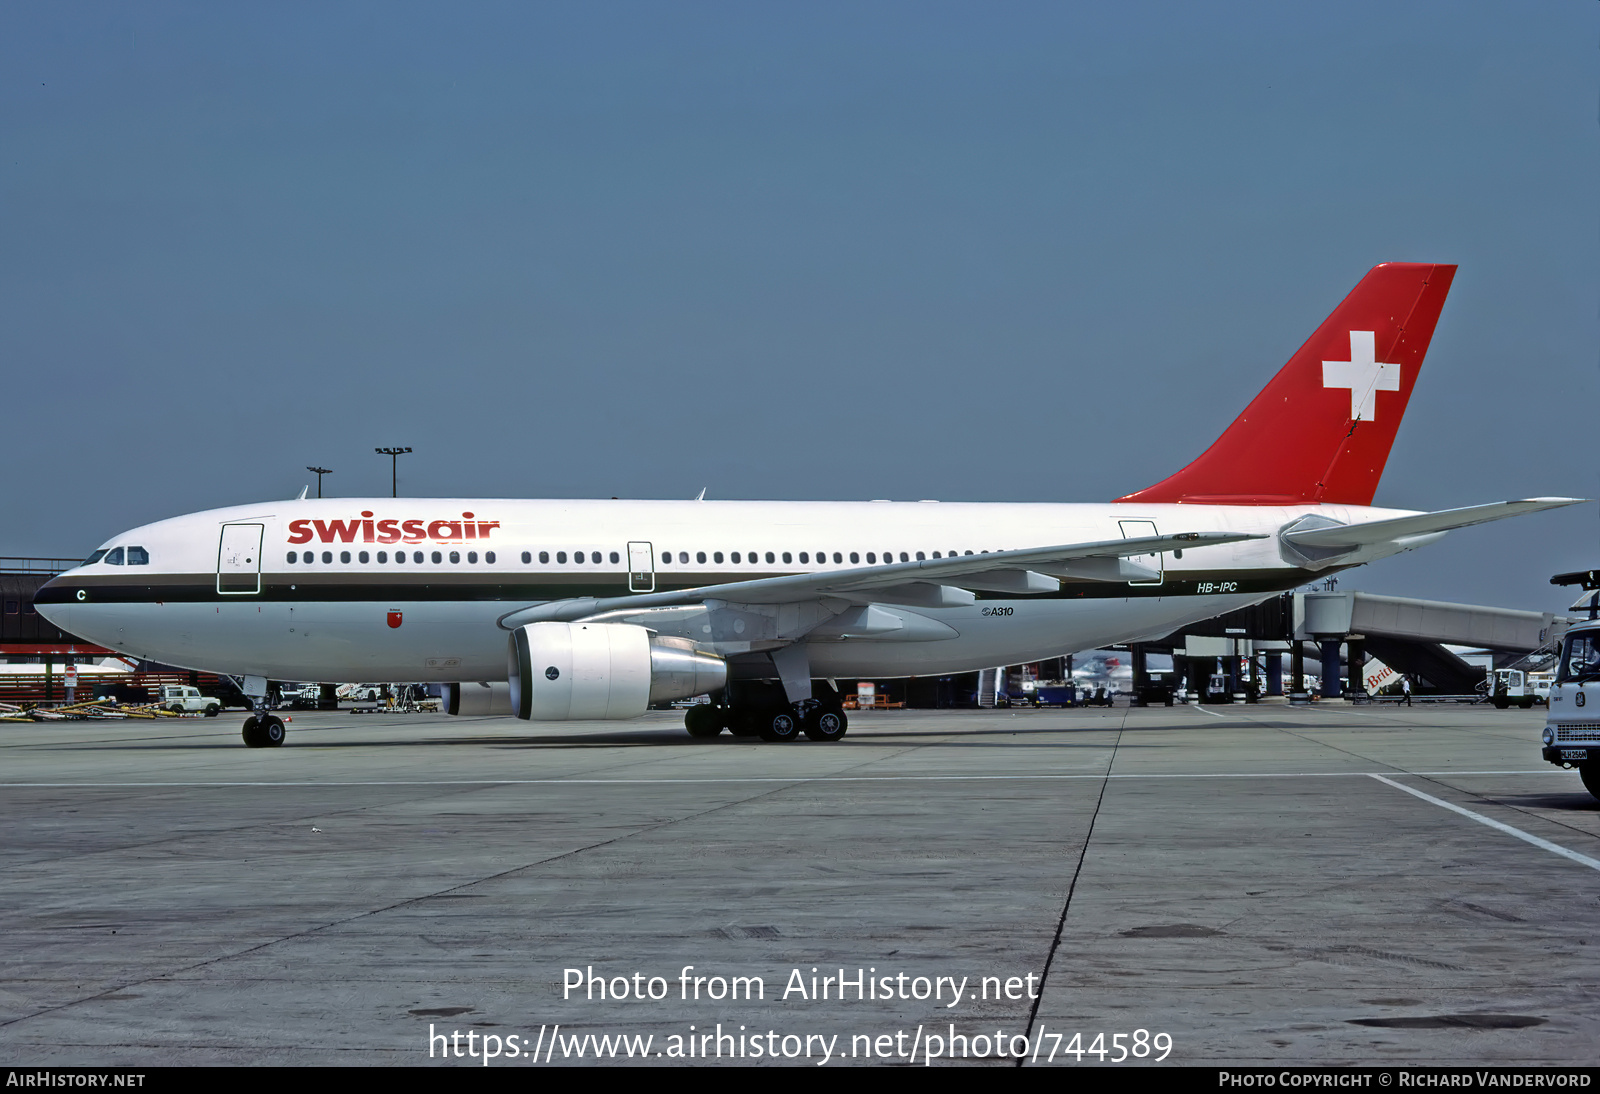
443 681 513 716
508 622 726 721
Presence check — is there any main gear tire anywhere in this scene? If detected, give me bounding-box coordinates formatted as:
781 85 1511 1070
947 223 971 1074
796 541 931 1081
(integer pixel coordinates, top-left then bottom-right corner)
684 705 723 738
803 707 848 742
757 709 801 743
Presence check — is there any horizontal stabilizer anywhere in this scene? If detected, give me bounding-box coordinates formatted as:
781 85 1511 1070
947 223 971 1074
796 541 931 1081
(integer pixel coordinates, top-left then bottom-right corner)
1282 498 1585 551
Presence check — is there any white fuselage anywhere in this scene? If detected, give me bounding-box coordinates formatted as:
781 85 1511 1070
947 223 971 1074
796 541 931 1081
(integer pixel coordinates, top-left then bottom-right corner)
36 497 1424 683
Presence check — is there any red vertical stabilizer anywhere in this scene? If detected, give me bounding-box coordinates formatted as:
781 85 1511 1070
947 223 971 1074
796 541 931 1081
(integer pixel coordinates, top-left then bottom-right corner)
1115 263 1456 506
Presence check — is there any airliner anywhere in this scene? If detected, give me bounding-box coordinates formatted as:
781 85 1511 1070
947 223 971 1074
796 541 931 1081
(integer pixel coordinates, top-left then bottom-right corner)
34 263 1581 747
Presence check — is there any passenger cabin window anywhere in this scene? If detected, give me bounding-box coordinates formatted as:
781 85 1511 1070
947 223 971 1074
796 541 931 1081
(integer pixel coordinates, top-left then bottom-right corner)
485 551 496 564
287 551 298 564
105 547 125 565
126 546 149 565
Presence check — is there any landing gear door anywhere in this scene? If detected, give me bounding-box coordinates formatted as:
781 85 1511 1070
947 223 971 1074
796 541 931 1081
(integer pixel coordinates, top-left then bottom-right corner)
1117 519 1164 587
627 541 655 593
218 523 264 595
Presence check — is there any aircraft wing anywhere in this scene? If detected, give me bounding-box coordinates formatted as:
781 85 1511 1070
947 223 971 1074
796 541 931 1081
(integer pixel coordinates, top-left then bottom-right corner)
1281 498 1585 551
498 530 1263 628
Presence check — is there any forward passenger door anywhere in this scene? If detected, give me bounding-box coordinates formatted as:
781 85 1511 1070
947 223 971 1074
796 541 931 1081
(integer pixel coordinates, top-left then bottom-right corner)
217 523 264 595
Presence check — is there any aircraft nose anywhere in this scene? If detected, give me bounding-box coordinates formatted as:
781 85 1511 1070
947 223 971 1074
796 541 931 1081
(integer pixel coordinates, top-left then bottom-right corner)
32 573 80 629
34 572 79 605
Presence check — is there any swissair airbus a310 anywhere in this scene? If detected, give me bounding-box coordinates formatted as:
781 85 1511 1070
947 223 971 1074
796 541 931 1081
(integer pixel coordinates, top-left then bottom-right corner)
35 263 1581 746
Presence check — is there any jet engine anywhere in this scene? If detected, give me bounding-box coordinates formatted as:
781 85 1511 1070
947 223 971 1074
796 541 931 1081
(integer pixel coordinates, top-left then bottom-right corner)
508 622 726 720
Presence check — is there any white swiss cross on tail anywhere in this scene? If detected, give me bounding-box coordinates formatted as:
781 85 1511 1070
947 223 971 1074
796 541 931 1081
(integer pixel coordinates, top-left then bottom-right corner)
1322 330 1400 422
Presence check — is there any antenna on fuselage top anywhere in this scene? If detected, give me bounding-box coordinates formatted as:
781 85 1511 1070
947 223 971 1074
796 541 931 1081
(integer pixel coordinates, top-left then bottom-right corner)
295 485 308 501
694 487 707 501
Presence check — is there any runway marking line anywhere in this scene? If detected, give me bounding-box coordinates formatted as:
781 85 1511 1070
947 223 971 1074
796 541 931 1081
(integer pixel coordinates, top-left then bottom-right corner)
0 770 1566 787
1368 773 1600 873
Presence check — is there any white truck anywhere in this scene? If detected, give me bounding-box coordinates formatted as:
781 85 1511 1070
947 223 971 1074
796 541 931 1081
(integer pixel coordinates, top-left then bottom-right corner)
1487 668 1538 709
158 684 222 717
1542 620 1600 801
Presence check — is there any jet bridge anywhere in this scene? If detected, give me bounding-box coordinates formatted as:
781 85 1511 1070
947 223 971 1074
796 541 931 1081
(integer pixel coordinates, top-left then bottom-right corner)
1150 590 1571 700
1293 590 1569 697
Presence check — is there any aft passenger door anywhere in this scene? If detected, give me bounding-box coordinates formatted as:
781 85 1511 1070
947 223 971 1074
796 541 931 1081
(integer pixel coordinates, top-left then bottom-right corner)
1117 519 1164 586
217 523 264 595
627 541 655 593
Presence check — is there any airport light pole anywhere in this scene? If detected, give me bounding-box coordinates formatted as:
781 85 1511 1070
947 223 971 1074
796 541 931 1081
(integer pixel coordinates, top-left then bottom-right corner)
306 466 332 498
375 447 412 498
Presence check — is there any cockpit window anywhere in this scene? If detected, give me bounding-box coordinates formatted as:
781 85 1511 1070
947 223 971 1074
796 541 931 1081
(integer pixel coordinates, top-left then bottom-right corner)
83 549 108 567
1558 631 1600 682
126 546 149 565
105 547 125 565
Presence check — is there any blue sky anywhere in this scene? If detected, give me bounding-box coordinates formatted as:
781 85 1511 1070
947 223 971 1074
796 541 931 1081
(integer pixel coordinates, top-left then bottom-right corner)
3 2 1595 610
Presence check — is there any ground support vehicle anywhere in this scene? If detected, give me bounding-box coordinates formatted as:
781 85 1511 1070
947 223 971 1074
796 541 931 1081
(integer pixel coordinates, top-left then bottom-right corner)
157 684 221 717
1541 620 1600 801
1487 668 1538 709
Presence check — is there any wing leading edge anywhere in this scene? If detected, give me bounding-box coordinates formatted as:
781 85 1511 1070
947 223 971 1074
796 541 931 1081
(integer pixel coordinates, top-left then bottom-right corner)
497 530 1264 629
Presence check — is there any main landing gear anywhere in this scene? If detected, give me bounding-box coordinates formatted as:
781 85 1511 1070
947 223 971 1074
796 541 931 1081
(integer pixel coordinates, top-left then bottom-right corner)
242 712 287 748
684 683 848 744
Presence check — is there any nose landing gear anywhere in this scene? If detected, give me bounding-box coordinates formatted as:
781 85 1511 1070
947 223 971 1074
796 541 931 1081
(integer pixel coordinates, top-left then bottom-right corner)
242 713 286 748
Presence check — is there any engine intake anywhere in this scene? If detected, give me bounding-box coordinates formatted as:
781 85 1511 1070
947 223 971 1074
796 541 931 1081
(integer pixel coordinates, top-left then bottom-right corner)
508 622 726 721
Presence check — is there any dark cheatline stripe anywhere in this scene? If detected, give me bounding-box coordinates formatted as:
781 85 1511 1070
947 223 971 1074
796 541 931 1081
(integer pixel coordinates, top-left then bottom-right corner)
37 568 1320 605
